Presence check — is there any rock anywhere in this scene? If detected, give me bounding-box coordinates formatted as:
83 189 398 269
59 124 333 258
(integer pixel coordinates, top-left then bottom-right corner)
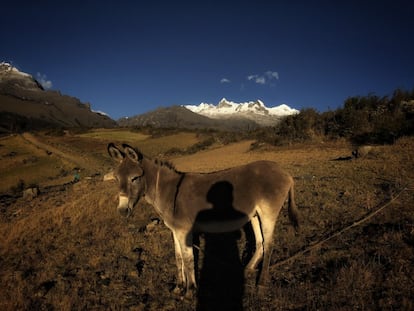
103 171 115 181
352 145 373 159
23 187 39 200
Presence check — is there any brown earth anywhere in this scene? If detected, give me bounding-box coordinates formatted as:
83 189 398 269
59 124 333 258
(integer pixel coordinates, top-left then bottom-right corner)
0 131 413 310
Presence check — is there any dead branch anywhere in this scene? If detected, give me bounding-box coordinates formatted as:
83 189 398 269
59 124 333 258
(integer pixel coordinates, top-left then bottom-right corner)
270 186 409 270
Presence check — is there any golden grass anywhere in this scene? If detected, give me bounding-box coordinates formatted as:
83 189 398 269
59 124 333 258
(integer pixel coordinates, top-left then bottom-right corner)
0 130 202 193
0 135 73 192
77 128 151 142
1 132 413 310
77 128 201 157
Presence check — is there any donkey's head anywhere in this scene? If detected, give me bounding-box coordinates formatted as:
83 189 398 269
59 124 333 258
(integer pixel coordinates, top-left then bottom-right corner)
107 143 146 217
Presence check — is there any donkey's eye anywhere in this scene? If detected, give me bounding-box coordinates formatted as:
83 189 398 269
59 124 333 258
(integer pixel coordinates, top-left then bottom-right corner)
131 176 140 183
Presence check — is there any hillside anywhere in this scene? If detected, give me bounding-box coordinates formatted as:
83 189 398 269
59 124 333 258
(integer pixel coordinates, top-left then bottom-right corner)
0 130 413 310
118 99 299 130
118 105 259 131
0 62 116 133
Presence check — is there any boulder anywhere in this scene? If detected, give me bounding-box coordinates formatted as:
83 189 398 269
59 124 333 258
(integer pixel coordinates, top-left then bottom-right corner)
23 187 39 200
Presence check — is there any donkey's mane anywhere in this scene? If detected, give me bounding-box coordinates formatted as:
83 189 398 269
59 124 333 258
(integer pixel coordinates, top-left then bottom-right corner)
153 158 181 173
133 145 181 174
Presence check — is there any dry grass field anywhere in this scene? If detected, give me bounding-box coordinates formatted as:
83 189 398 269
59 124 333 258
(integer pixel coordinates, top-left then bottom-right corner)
0 130 413 310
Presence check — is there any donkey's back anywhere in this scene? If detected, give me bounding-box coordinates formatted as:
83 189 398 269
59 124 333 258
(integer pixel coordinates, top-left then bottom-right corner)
174 161 297 232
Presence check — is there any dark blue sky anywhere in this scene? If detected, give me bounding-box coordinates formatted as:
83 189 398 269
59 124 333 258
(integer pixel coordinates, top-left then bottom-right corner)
1 1 413 119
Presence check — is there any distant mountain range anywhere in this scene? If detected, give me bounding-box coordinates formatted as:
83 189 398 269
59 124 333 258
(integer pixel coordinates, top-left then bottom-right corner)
118 105 259 131
0 62 116 133
186 98 298 117
185 98 298 126
0 62 299 133
119 98 298 130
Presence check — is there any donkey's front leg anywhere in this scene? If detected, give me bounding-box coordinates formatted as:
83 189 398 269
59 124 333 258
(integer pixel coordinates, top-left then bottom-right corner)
173 230 197 299
172 232 185 295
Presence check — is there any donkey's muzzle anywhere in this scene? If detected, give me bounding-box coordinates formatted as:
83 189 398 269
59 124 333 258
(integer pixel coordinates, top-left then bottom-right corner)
118 206 132 217
117 195 131 217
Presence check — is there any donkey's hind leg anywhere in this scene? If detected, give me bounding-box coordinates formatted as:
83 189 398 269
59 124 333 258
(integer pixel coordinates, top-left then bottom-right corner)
245 214 264 271
255 203 282 288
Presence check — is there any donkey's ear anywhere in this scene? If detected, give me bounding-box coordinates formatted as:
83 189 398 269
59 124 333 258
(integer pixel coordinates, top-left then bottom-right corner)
122 144 143 163
108 143 125 162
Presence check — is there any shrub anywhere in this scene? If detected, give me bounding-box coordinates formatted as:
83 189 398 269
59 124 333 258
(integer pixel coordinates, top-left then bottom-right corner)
258 88 414 146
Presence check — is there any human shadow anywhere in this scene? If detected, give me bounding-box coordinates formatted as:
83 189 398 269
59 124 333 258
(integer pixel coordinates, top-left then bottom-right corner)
195 181 245 311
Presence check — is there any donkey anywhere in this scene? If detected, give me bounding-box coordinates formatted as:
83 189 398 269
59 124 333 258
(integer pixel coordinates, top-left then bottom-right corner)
107 143 299 298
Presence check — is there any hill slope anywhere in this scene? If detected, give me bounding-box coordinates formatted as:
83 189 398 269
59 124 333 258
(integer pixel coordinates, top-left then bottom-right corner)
0 62 116 132
118 105 259 131
120 98 299 130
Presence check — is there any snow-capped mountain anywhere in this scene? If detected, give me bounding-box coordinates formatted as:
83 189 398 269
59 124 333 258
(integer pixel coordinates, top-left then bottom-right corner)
184 98 298 126
0 62 31 78
0 62 43 90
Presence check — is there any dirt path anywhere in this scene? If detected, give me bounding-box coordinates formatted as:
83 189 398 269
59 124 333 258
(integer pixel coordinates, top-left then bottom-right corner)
21 132 98 172
171 140 257 172
171 140 352 173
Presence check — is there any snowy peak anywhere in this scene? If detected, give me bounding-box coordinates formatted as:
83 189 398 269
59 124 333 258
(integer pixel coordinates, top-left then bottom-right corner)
217 98 233 108
185 98 298 118
184 98 298 126
0 61 43 90
0 62 32 78
235 99 268 115
268 104 299 116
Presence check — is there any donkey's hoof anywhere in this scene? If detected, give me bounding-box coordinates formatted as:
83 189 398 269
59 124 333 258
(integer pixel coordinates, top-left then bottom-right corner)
172 285 184 296
172 285 196 300
183 285 197 300
244 268 257 278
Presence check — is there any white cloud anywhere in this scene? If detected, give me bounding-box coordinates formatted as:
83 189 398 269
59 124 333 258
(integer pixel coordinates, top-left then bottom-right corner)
247 74 258 81
36 72 53 89
220 78 231 83
247 70 279 85
265 71 279 80
255 77 266 84
247 74 266 84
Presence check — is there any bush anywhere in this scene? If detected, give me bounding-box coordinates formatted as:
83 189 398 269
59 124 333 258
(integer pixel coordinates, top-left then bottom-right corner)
271 108 324 144
257 88 414 146
165 137 215 156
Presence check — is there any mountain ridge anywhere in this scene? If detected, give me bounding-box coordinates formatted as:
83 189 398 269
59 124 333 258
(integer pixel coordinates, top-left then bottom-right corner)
185 98 298 118
117 105 259 131
0 62 299 132
0 62 116 133
184 98 298 126
118 98 298 130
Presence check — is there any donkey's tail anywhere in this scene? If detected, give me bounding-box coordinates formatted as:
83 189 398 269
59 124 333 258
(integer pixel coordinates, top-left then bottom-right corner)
288 179 300 230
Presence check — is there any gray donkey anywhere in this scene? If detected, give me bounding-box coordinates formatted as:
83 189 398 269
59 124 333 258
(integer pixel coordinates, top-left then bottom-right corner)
107 143 299 298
